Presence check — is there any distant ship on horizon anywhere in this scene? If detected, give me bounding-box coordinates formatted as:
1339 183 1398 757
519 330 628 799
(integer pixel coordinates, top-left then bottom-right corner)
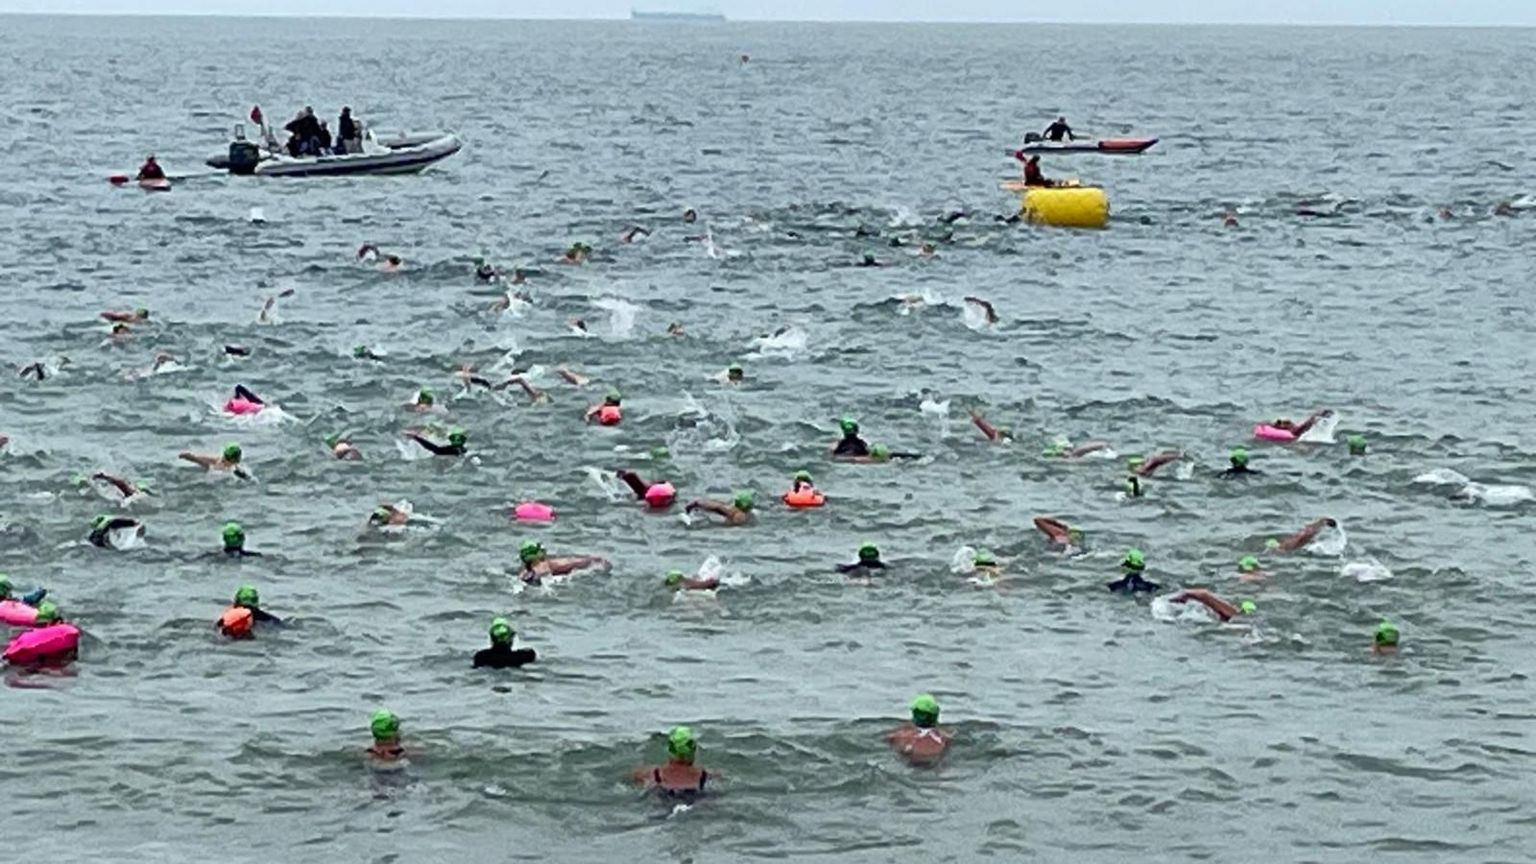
631 7 727 22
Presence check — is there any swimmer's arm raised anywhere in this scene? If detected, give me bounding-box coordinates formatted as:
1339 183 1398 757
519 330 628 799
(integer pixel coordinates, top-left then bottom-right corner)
92 472 137 497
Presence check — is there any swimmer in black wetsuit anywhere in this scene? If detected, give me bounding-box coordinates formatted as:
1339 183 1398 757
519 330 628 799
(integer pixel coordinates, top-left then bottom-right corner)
221 521 262 557
402 426 467 456
472 617 536 669
633 726 712 801
1106 548 1161 594
88 514 142 548
1220 448 1261 478
831 417 870 458
836 543 887 575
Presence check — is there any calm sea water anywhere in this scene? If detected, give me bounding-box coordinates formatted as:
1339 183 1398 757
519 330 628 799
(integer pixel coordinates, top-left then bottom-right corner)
1 14 1534 864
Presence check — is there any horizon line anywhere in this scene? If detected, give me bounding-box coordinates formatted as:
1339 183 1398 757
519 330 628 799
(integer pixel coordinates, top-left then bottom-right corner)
0 10 1531 28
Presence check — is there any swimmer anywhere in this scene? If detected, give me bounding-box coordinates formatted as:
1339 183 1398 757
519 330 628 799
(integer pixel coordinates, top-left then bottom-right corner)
126 352 180 380
367 504 412 527
1373 620 1399 655
1166 589 1256 623
667 322 686 337
224 384 266 413
971 549 1003 578
683 208 698 224
1219 447 1261 478
108 322 133 342
1222 211 1239 228
1267 408 1333 437
1131 450 1182 477
179 442 249 477
721 362 744 384
918 242 938 259
325 433 362 460
368 710 405 761
401 426 467 457
454 364 498 390
962 297 998 324
256 288 294 324
620 225 650 243
616 470 677 510
1107 548 1161 594
218 584 283 637
18 361 49 381
88 514 143 549
831 417 871 458
684 491 755 526
0 575 46 607
518 540 608 585
499 376 550 404
841 443 917 464
888 694 950 764
968 410 1012 442
559 368 590 387
1236 555 1266 582
473 617 537 668
472 257 499 283
408 387 438 411
835 543 886 575
357 243 380 262
1272 517 1337 552
224 344 251 357
101 307 150 324
221 521 261 557
352 345 384 361
1347 435 1367 456
559 242 592 265
585 391 623 426
855 252 884 267
1042 441 1111 459
1032 517 1084 549
664 569 720 591
1123 464 1145 498
91 471 149 499
1493 201 1514 217
634 726 712 799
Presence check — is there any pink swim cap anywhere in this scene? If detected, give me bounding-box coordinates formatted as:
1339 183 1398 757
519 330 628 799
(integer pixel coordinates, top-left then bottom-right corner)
644 483 676 508
513 501 556 523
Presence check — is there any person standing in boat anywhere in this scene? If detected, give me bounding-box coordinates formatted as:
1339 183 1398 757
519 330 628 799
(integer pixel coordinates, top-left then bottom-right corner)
337 107 359 154
1042 116 1076 141
136 155 165 181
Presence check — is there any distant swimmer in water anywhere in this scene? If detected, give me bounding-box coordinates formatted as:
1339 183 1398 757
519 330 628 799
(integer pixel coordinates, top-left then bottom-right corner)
836 542 886 575
1347 435 1367 456
1264 409 1332 438
918 242 938 259
367 504 412 528
217 584 283 638
1041 116 1076 142
408 387 438 412
634 726 712 800
832 417 870 458
92 471 150 500
1270 517 1337 552
888 694 950 764
1493 201 1514 217
683 208 698 224
963 296 999 324
101 307 150 324
569 318 589 335
368 710 405 761
1223 210 1239 228
1042 441 1111 459
718 362 745 384
136 154 166 181
517 540 608 585
667 322 686 337
220 521 262 558
473 617 537 669
970 549 1003 579
1107 548 1160 594
88 514 143 549
325 433 362 460
616 469 677 510
357 244 404 272
685 491 755 526
1166 589 1256 623
560 242 592 265
968 409 1012 443
179 442 250 478
586 390 623 426
1235 555 1266 582
18 361 50 381
855 252 884 267
1372 620 1399 655
1033 517 1084 549
224 344 252 357
402 426 467 457
499 375 551 404
1219 447 1261 479
256 288 294 324
352 345 384 361
664 569 719 591
620 226 650 243
223 384 265 415
1123 461 1146 498
107 322 133 342
472 257 499 283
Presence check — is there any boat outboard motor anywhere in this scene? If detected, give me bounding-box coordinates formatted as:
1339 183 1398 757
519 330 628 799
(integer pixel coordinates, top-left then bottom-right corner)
1023 131 1042 143
227 124 261 175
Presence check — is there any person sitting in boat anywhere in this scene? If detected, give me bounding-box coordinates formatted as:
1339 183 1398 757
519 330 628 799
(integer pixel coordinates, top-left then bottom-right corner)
337 107 358 154
316 121 333 155
283 107 322 156
136 155 165 181
1043 116 1076 141
1017 153 1050 187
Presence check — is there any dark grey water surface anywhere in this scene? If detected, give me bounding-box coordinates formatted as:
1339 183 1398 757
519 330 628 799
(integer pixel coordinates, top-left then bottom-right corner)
2 14 1535 864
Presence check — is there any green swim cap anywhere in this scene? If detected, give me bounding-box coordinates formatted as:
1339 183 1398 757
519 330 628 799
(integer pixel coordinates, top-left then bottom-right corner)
973 549 997 567
1239 600 1258 615
1067 527 1084 543
324 433 342 449
234 584 258 607
1238 555 1260 573
604 390 621 406
1265 538 1281 551
839 417 859 435
1348 434 1367 455
733 490 755 511
1123 548 1146 571
995 425 1012 439
223 443 243 463
794 470 813 483
667 725 697 760
489 617 513 645
1375 620 1400 646
911 693 940 726
34 601 60 624
93 514 110 529
370 506 393 524
1042 443 1067 457
370 709 400 741
352 345 369 358
1230 447 1249 468
1127 456 1144 470
222 521 245 550
664 569 685 587
416 388 434 406
134 307 149 318
518 540 545 565
651 446 670 460
871 444 890 460
727 362 743 376
858 543 880 563
447 427 467 447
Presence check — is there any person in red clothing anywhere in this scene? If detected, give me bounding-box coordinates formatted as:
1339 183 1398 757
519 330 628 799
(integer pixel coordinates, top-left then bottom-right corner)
136 155 165 181
1014 153 1049 186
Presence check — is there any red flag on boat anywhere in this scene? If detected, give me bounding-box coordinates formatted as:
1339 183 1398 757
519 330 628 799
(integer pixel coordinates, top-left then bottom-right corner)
250 105 263 126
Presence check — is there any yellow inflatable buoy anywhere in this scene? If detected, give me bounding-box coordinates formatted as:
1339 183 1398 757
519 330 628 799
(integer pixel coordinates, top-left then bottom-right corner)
1020 186 1110 229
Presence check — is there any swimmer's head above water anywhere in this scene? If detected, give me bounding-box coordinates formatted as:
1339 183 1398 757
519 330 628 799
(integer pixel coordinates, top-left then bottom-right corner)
732 490 755 512
839 417 860 437
1374 620 1399 650
911 693 940 728
371 709 400 743
489 617 514 646
858 543 881 564
664 570 685 588
447 427 468 448
1229 448 1249 469
1238 555 1260 574
1122 548 1145 572
519 540 546 567
223 443 243 464
234 584 259 607
222 521 245 551
668 725 697 763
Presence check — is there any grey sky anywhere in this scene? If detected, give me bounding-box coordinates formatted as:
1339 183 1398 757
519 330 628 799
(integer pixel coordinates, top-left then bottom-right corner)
2 0 1531 26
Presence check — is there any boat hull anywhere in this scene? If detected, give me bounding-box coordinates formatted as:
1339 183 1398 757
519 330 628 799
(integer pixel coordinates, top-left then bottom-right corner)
205 130 451 169
1019 137 1158 155
249 135 462 178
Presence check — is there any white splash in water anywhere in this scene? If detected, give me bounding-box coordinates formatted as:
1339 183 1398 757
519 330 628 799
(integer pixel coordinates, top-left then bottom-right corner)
582 466 628 502
593 297 638 339
1341 559 1394 582
1297 411 1340 444
750 325 808 358
1306 522 1349 556
960 301 992 332
919 396 951 438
